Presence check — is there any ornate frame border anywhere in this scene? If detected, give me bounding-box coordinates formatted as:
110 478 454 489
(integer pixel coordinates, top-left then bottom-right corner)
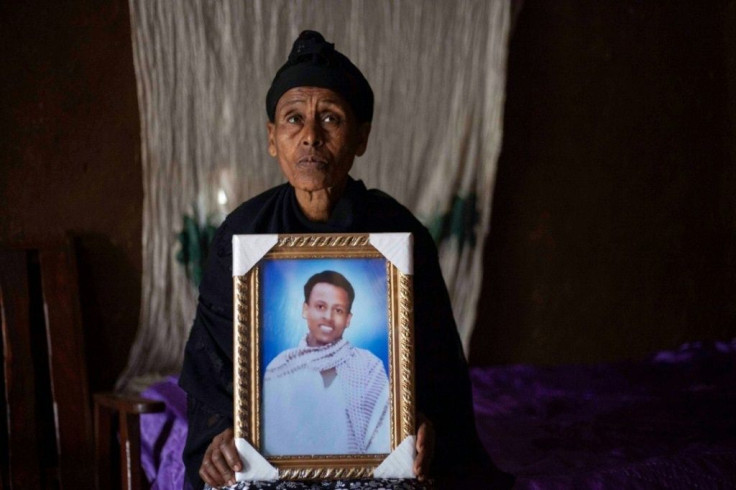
233 233 415 480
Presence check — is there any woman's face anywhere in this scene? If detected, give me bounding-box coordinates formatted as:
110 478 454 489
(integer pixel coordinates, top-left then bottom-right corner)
267 87 370 194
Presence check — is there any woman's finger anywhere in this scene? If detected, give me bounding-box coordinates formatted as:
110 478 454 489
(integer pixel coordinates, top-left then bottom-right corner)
200 445 217 486
211 446 236 486
414 418 435 480
220 437 243 473
199 457 224 487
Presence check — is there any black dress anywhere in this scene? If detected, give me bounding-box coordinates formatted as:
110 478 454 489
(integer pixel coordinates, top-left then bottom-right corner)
179 177 512 489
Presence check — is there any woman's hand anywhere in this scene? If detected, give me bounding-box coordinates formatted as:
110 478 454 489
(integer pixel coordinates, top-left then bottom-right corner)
199 428 242 487
414 414 435 481
200 421 434 485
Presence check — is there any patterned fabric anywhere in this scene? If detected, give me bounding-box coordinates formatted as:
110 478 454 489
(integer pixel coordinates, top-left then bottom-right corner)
264 337 389 454
265 338 356 379
119 0 511 390
205 479 428 490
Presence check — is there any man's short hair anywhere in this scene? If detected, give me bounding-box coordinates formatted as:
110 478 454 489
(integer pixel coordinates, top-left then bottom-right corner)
303 270 355 312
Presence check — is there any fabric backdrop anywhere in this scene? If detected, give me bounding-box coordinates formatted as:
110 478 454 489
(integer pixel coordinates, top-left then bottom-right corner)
119 0 510 391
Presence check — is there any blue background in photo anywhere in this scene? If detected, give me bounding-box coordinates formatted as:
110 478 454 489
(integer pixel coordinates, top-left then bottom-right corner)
261 257 389 375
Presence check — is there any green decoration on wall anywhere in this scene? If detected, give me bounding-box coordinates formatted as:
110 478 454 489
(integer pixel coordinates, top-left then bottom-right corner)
427 193 479 252
175 211 219 287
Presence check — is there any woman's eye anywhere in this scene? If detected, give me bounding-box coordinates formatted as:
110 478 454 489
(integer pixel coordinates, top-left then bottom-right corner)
286 114 301 124
322 114 340 124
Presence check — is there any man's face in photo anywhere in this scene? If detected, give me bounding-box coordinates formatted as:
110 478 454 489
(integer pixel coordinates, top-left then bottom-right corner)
303 282 352 346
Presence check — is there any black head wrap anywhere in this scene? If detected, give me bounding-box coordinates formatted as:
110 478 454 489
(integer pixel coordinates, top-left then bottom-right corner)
266 30 374 123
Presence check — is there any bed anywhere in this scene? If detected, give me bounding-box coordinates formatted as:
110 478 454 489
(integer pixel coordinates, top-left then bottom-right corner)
139 340 736 489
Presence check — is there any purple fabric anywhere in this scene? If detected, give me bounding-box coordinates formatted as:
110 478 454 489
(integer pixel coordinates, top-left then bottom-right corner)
140 375 189 490
473 340 736 489
140 340 736 489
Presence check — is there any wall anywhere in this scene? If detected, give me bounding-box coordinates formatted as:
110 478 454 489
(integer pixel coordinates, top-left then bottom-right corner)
471 1 736 365
0 0 141 392
2 1 734 377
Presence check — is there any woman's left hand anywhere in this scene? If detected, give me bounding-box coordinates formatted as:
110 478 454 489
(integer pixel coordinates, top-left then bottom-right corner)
413 414 435 481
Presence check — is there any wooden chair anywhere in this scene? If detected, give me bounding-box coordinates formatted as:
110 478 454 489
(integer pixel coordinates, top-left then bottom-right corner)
93 393 164 490
0 242 94 489
0 240 167 490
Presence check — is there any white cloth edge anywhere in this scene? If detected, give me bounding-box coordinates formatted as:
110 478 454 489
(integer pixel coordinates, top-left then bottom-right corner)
369 233 413 275
373 435 417 479
232 234 278 276
234 435 416 481
234 437 279 481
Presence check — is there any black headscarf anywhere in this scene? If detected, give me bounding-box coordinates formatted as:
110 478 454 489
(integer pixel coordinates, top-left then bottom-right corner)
266 30 374 123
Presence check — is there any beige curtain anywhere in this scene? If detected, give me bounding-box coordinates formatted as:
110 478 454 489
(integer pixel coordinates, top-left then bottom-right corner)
120 0 510 391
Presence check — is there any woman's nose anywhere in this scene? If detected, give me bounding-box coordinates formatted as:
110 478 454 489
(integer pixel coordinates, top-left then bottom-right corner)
301 118 324 147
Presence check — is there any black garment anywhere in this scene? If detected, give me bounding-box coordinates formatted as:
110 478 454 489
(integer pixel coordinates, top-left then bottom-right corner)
179 178 511 489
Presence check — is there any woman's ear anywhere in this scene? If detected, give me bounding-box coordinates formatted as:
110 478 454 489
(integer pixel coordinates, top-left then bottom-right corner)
267 121 277 157
354 123 371 157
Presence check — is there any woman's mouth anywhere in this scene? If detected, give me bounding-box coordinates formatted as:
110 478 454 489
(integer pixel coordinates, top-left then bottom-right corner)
297 155 328 170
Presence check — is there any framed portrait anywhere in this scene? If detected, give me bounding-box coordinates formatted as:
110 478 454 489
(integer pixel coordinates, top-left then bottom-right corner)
232 233 415 480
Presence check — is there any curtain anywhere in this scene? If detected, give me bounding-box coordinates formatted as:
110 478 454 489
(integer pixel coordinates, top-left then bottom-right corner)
120 0 510 391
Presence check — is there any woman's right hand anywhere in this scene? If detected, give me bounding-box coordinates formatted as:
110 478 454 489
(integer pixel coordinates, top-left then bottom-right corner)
199 427 242 487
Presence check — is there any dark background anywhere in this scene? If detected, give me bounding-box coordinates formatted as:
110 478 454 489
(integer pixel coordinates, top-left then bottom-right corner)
0 1 141 393
2 1 735 392
471 1 736 365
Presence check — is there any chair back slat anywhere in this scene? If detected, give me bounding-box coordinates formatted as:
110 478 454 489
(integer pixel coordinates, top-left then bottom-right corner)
1 243 94 489
39 248 93 489
0 250 43 488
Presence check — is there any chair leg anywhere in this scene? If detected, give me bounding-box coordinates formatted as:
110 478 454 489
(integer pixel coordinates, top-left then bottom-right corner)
94 401 113 490
119 411 145 490
93 393 164 490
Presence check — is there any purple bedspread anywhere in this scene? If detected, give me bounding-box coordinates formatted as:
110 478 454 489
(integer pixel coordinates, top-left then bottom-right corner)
141 340 736 489
473 340 736 489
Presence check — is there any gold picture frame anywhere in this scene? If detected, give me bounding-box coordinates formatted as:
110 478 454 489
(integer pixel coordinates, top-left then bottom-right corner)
232 233 415 480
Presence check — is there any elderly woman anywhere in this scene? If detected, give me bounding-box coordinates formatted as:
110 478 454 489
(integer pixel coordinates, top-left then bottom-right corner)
179 31 512 489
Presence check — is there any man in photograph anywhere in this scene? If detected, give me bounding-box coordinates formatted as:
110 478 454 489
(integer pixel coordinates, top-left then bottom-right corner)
261 270 389 456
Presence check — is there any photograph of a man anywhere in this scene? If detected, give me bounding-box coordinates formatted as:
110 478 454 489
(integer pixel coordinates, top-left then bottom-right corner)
261 269 390 457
